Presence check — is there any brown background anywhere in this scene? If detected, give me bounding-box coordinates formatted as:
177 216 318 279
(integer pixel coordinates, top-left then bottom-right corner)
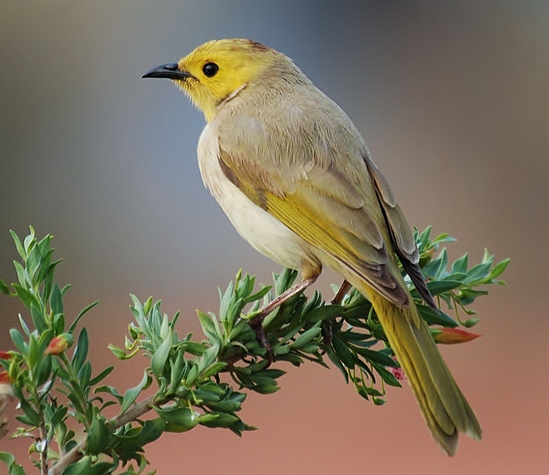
1 2 547 474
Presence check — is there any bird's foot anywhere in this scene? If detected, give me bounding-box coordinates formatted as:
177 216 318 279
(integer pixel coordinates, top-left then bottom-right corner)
248 276 318 362
322 280 352 345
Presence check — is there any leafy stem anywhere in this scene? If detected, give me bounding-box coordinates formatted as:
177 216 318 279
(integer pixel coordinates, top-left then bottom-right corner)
0 227 508 475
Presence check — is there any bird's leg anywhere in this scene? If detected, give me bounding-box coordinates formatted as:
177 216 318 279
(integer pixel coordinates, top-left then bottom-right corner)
249 276 318 360
250 276 317 325
249 263 320 361
331 279 352 305
322 279 352 345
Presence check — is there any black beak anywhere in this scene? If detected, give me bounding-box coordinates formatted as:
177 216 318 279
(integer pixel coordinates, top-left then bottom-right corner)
142 63 192 80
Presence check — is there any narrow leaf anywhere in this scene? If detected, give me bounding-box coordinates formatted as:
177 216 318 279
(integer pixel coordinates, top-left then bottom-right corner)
72 328 89 372
50 283 64 315
9 328 27 353
425 279 463 296
87 416 110 455
0 279 9 295
151 337 172 379
417 304 458 327
69 301 100 333
197 311 221 343
88 366 115 386
155 405 198 432
121 370 150 414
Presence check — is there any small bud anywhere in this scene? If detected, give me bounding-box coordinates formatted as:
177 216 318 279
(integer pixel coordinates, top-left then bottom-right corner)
45 334 74 355
0 352 11 360
463 318 480 328
0 371 12 385
432 327 481 345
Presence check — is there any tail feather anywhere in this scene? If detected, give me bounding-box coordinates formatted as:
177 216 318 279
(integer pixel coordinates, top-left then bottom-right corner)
367 290 482 455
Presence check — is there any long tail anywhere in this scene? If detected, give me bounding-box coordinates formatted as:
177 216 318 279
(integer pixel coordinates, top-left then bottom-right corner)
365 289 482 455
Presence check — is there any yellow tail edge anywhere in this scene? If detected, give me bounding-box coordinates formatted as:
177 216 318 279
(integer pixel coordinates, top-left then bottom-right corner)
367 290 482 456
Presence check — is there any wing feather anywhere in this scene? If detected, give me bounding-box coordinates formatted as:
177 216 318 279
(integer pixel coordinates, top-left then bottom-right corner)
366 158 437 309
212 90 425 308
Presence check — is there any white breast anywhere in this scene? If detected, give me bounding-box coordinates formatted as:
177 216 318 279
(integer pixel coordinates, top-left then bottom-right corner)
197 124 311 270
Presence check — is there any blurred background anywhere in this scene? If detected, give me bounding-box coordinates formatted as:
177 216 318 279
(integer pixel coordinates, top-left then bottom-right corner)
1 1 547 474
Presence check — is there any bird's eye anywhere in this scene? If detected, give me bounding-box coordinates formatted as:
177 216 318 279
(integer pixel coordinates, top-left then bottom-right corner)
202 62 219 78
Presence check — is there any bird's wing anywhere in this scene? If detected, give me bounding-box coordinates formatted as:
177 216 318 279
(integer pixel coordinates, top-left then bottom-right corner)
213 103 419 307
364 157 437 309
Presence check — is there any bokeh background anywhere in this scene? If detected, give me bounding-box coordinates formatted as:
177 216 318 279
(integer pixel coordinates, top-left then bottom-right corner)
1 1 547 474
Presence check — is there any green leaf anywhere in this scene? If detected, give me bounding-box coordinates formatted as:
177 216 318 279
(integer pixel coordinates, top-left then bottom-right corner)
0 452 26 475
78 361 92 389
11 284 39 310
218 280 235 321
113 418 164 462
199 412 240 429
95 385 123 404
151 337 172 379
36 353 52 387
331 335 355 368
59 455 114 475
486 258 510 281
456 287 489 306
205 393 247 413
242 285 272 304
200 361 227 380
9 229 24 258
197 310 221 343
155 404 199 432
41 259 61 304
372 362 402 387
304 304 343 323
422 248 448 279
17 397 40 427
88 366 115 386
108 344 131 360
353 346 397 367
30 304 48 333
86 416 111 455
17 314 31 336
451 254 469 274
425 279 463 296
68 300 99 333
121 370 151 414
245 376 280 394
23 230 35 254
72 328 89 372
432 232 457 246
52 312 65 335
27 333 40 369
9 328 27 354
50 283 64 315
417 304 458 327
159 314 170 340
464 262 492 283
0 279 10 295
463 317 480 327
89 462 116 475
12 261 27 288
324 345 348 383
291 326 322 350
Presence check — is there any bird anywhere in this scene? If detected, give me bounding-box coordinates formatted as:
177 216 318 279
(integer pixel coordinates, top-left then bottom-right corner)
142 38 481 455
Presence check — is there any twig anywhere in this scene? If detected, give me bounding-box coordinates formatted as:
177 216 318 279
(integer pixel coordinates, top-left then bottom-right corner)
49 396 155 475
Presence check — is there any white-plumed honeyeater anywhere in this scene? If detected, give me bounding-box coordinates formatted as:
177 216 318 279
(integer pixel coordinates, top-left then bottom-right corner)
143 38 481 455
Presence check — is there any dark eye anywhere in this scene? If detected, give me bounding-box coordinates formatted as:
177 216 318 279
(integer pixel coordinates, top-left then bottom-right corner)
202 62 219 77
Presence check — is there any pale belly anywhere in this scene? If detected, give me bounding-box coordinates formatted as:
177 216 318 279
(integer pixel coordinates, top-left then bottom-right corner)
197 125 315 271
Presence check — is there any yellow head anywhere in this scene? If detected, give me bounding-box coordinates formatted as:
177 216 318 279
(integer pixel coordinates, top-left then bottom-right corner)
143 39 282 122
